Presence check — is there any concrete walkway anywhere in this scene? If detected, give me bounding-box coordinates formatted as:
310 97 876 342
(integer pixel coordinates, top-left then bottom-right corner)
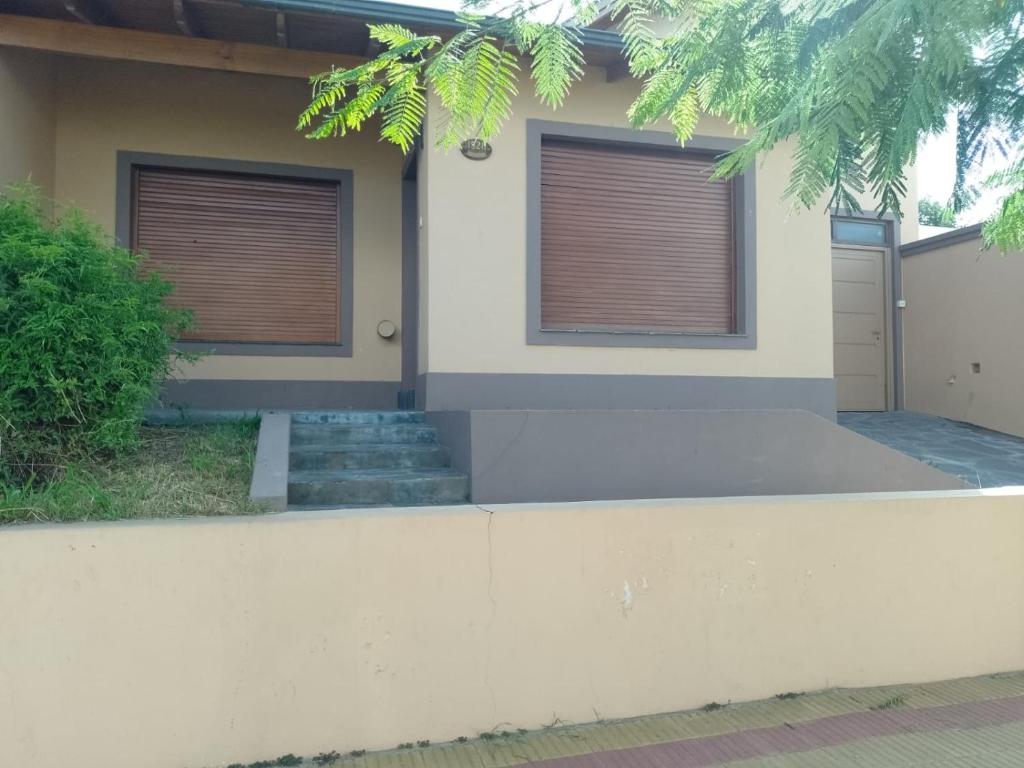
838 410 1024 488
315 672 1024 768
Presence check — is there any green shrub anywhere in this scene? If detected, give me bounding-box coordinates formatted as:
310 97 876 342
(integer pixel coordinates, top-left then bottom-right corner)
0 185 191 483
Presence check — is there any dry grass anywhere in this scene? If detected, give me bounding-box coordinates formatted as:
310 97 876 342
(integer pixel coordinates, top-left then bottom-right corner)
0 420 262 524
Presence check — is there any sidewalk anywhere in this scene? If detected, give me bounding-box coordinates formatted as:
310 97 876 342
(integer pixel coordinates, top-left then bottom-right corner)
343 672 1024 768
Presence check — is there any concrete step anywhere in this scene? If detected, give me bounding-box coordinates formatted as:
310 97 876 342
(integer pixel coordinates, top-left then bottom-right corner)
290 443 451 471
291 410 425 425
290 423 438 447
288 468 469 507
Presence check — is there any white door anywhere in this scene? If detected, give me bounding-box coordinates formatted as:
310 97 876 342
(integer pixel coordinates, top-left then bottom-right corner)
832 246 888 411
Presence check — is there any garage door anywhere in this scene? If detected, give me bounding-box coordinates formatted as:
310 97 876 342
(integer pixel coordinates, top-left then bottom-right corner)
133 167 341 344
832 246 888 411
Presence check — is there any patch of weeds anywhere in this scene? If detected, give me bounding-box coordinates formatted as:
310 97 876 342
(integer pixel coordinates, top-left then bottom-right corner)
416 740 431 748
516 728 528 735
248 761 274 768
701 702 724 712
479 732 497 741
397 743 414 750
455 736 469 743
347 750 366 759
313 752 341 765
871 695 906 711
1 421 261 524
775 692 803 700
275 755 301 767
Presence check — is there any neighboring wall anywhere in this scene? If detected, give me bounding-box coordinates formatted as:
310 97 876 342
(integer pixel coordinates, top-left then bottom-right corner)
902 226 1024 437
0 48 56 195
429 409 964 503
10 53 406 409
3 491 1024 768
418 68 837 413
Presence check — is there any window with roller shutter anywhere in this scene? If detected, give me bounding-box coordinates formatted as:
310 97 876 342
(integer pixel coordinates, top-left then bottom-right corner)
131 166 343 346
540 138 737 335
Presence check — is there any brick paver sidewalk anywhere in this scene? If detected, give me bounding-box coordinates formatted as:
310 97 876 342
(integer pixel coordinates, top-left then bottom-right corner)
346 672 1024 768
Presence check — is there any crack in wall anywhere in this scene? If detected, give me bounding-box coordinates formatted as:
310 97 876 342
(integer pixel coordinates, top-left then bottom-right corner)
478 503 499 722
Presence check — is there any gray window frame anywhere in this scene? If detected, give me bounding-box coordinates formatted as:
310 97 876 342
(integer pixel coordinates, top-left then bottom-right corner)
526 119 757 349
115 151 354 357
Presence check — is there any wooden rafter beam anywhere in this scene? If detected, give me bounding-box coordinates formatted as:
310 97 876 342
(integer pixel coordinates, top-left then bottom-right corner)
63 0 110 25
0 14 362 80
172 0 202 37
275 12 288 47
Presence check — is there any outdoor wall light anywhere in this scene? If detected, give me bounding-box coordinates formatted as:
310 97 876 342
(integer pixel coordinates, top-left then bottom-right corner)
460 139 492 161
377 320 397 340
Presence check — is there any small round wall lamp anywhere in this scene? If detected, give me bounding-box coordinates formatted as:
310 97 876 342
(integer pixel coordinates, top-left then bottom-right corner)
377 320 397 340
460 139 493 161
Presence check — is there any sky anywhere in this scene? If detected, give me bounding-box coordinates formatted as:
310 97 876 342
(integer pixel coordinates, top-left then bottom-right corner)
918 120 1003 226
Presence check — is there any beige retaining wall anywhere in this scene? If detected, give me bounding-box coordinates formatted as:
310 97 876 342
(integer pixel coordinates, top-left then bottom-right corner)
902 230 1024 437
2 490 1024 768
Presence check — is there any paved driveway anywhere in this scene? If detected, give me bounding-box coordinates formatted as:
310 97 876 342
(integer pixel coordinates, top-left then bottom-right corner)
839 410 1024 488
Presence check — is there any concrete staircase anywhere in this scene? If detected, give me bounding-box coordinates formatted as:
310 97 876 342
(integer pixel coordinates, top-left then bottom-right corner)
287 411 469 508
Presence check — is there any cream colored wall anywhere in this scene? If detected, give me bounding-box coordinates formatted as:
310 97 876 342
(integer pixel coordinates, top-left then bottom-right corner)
2 490 1024 768
903 235 1024 437
421 69 835 378
0 48 56 195
52 57 404 383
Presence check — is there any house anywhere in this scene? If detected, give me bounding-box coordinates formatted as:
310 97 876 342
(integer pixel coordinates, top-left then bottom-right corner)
2 0 951 503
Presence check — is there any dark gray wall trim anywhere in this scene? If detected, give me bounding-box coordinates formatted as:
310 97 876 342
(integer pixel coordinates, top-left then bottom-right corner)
400 179 419 393
160 379 400 410
115 151 355 358
900 223 984 256
422 372 836 419
525 119 757 350
831 210 904 410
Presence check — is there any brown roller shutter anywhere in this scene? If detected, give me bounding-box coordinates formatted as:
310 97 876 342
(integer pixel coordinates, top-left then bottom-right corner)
133 167 341 344
541 139 736 334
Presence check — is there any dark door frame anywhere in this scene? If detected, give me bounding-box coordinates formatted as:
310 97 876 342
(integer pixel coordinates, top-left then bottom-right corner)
399 150 419 409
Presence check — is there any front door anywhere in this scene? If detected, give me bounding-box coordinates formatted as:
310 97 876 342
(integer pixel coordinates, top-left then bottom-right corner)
832 246 888 411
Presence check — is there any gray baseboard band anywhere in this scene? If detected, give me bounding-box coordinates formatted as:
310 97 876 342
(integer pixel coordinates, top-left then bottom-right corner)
160 379 401 411
160 374 836 416
419 372 837 420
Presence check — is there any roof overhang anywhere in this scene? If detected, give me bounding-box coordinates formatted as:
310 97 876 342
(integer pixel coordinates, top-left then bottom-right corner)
1 0 625 71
